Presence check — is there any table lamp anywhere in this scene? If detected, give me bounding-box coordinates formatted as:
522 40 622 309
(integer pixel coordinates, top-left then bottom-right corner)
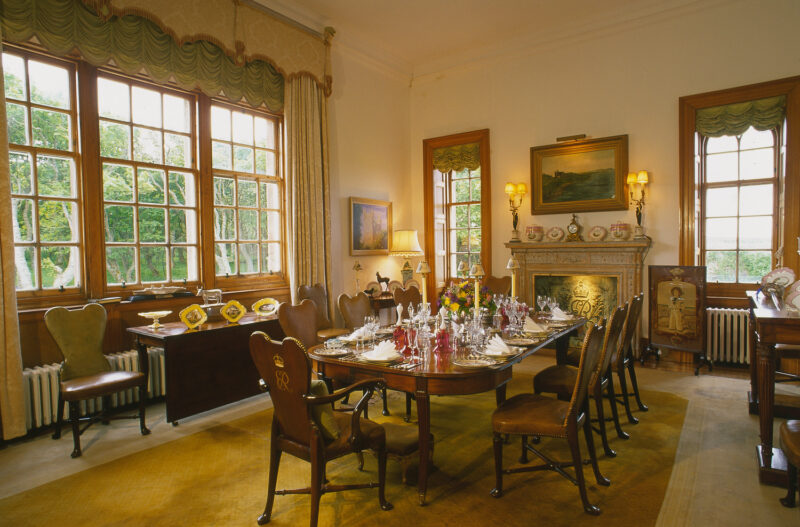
390 229 423 284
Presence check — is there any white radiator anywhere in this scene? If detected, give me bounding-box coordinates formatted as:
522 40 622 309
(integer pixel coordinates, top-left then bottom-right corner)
706 308 750 365
22 347 166 432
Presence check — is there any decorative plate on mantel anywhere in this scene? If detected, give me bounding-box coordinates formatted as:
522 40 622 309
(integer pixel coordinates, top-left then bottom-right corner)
545 226 565 242
588 225 607 241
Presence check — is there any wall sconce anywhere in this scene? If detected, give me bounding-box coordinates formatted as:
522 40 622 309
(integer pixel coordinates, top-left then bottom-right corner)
627 170 649 238
390 229 423 284
415 260 431 303
506 256 520 298
504 182 528 243
469 262 486 312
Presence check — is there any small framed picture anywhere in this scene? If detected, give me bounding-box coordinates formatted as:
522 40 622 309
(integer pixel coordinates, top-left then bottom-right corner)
350 197 392 256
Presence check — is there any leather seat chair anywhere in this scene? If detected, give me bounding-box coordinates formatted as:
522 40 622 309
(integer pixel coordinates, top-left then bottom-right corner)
490 323 610 515
611 294 648 425
780 420 800 507
532 303 629 457
338 291 373 329
249 332 392 527
298 283 348 342
393 286 421 320
359 422 433 485
484 275 512 297
44 303 150 458
278 299 320 350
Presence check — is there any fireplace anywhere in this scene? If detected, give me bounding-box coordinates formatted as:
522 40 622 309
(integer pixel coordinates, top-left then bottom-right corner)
533 274 618 324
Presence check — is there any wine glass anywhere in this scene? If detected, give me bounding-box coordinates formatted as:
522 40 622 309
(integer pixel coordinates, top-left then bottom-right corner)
537 295 547 314
547 296 559 316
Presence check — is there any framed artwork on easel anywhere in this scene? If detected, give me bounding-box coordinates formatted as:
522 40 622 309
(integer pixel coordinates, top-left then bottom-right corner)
646 265 709 374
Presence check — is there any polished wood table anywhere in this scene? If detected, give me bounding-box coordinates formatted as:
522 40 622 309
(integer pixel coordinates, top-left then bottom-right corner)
747 290 800 486
127 314 283 424
308 319 584 505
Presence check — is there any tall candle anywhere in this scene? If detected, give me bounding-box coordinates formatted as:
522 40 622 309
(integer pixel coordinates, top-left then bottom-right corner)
421 278 427 304
511 271 516 297
474 278 480 311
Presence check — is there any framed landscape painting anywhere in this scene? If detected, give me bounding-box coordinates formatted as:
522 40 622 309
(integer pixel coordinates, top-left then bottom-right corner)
350 197 392 255
530 135 628 214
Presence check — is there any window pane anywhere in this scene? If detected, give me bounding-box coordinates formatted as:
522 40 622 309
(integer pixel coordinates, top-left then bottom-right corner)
103 163 134 202
470 179 481 201
739 251 771 283
262 182 279 208
706 251 736 283
452 168 469 180
739 216 772 249
452 205 468 228
37 155 74 198
100 121 131 159
171 246 197 281
140 246 167 283
131 86 161 127
254 117 274 149
262 150 276 176
739 184 772 216
97 78 130 121
40 246 78 288
31 108 70 150
9 151 33 194
28 60 70 109
705 187 737 217
705 135 737 154
169 171 195 206
239 209 258 240
262 243 280 272
215 243 236 274
232 112 254 145
138 168 166 204
12 199 34 241
469 204 481 228
104 205 135 242
705 152 737 183
39 200 76 242
133 127 163 164
238 179 258 207
453 180 470 202
212 141 232 169
214 208 236 240
106 246 137 285
705 217 737 250
15 246 37 290
169 209 193 243
7 102 28 145
233 145 254 172
163 94 190 132
213 177 235 206
469 230 481 252
238 243 259 274
3 54 26 100
265 211 280 240
138 207 166 242
740 127 774 149
454 229 468 252
740 148 773 180
164 133 191 168
211 106 231 141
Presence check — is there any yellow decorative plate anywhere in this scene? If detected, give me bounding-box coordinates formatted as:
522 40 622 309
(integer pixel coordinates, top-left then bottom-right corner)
252 297 279 317
221 299 246 324
179 304 207 330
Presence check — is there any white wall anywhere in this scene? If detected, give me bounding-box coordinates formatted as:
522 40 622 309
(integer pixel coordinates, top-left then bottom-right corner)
327 46 411 322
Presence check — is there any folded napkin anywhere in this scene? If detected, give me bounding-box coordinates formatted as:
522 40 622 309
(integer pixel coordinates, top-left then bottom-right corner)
362 340 400 360
551 307 571 321
523 316 546 332
484 335 513 356
341 326 367 342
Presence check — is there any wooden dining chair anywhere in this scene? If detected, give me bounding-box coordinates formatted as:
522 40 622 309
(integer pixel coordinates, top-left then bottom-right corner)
298 283 349 341
393 286 421 320
278 299 320 350
44 303 150 458
249 332 392 527
338 291 373 328
491 323 609 515
532 304 629 457
611 293 648 425
484 275 512 296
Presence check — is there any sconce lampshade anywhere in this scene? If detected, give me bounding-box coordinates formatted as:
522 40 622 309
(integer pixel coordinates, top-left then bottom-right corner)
506 256 520 270
390 229 423 257
416 261 431 274
457 261 469 274
469 262 486 278
504 182 517 195
516 183 528 195
637 170 649 184
626 172 637 185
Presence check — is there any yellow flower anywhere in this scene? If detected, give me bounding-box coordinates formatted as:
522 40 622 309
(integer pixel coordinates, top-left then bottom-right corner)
450 303 459 312
457 291 466 299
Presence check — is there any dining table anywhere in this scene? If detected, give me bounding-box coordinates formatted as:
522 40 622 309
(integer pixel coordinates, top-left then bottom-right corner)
308 317 585 505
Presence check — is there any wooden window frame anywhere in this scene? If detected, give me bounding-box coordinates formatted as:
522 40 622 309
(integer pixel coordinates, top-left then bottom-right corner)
423 129 492 297
679 76 800 305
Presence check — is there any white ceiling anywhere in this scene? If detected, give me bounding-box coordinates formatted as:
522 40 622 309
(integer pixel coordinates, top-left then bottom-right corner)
255 0 722 77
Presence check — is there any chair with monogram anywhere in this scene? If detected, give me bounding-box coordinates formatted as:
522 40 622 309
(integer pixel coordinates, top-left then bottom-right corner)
277 299 320 350
249 332 392 527
298 283 349 342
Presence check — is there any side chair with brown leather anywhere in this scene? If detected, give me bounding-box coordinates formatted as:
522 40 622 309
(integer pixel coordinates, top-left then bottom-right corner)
392 285 421 320
44 303 150 458
532 303 629 457
612 293 648 425
298 283 349 342
491 323 610 515
338 291 373 329
277 299 321 350
249 332 392 527
484 275 512 297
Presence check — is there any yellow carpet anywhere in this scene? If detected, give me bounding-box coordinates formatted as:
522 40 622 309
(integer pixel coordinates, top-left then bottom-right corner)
0 374 687 526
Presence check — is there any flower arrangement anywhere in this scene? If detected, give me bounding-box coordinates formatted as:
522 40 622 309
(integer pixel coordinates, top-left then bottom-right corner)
439 280 496 317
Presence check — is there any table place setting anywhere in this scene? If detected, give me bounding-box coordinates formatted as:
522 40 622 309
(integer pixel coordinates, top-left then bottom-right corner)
482 335 521 362
357 339 403 364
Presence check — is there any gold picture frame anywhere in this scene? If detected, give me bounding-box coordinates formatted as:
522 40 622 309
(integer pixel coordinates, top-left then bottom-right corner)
530 135 628 214
350 197 392 256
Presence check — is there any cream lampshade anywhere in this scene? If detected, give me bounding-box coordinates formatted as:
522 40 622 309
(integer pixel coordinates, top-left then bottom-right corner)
391 229 423 284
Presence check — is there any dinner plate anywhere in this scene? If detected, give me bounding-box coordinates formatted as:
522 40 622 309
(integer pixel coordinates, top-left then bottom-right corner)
762 267 796 288
360 352 403 364
788 280 800 296
502 337 536 346
314 348 352 357
452 357 496 369
376 327 395 336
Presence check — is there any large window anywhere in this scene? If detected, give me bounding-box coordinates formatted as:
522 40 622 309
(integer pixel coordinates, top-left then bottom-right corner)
2 45 285 306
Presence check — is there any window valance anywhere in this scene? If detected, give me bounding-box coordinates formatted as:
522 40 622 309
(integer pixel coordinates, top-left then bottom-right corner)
695 95 785 137
432 142 481 173
0 0 285 111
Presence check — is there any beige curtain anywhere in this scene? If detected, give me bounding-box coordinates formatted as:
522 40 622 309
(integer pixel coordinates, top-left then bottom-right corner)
696 95 786 137
0 38 27 440
432 142 481 173
284 74 331 305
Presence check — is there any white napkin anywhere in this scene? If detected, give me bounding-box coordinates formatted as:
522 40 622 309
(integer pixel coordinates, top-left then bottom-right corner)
362 340 400 360
484 335 513 356
341 326 367 342
523 316 546 332
551 307 571 320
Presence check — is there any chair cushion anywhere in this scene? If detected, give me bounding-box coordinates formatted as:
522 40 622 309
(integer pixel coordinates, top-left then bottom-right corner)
317 328 349 341
780 420 800 468
325 413 385 457
533 365 577 400
382 422 421 456
61 370 145 400
309 380 341 441
492 393 569 438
